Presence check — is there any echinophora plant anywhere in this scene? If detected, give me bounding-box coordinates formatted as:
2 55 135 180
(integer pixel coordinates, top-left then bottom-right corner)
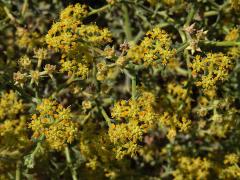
0 0 240 179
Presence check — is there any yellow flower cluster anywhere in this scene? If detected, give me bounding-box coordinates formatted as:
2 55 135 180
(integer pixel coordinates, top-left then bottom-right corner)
79 121 115 175
46 4 87 52
159 112 191 141
173 157 211 180
209 110 236 138
46 3 112 79
230 0 240 11
0 91 23 120
16 27 43 50
225 28 240 59
18 55 31 69
127 27 176 66
46 3 112 53
225 28 239 41
0 116 29 151
190 53 233 91
109 92 157 159
29 99 77 150
195 97 237 138
78 24 112 46
0 91 29 157
220 153 240 179
60 58 89 79
167 82 191 113
224 153 239 165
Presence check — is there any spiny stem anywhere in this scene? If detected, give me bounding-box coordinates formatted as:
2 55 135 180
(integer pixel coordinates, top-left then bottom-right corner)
185 4 196 27
88 4 111 16
15 161 21 180
200 41 240 47
32 142 42 156
123 69 137 100
176 40 240 55
122 4 133 41
176 42 190 54
204 11 219 17
101 107 112 126
184 49 192 78
65 146 78 180
4 6 16 22
131 75 137 100
21 0 29 16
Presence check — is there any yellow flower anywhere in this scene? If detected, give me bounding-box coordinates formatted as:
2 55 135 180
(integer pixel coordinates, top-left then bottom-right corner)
18 55 31 69
46 3 112 53
159 112 191 141
29 99 77 150
190 53 233 91
173 157 211 180
0 116 30 151
224 153 239 165
78 24 112 46
60 4 88 21
30 70 40 85
60 59 89 79
127 27 176 66
109 92 158 159
34 48 48 61
225 28 239 41
0 91 23 120
230 0 240 11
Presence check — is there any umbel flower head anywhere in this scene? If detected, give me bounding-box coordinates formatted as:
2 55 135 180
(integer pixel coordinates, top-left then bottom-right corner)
29 99 77 150
108 92 158 159
46 3 112 80
190 53 233 91
173 156 211 180
127 27 176 66
0 91 23 120
45 3 112 53
230 0 240 11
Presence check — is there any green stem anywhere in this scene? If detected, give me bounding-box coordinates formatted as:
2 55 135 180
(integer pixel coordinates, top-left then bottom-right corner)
88 4 111 16
37 58 43 70
15 161 21 180
32 141 42 157
184 49 191 78
208 0 220 9
3 6 16 22
185 4 196 27
65 146 78 180
204 11 219 17
122 4 133 41
176 42 190 54
101 107 111 126
131 75 137 100
21 0 28 16
123 69 137 99
200 41 240 47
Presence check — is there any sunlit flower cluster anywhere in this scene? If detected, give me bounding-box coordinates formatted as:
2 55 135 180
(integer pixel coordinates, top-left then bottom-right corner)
173 157 211 180
159 112 191 141
230 0 240 10
190 53 233 91
0 91 23 120
109 92 158 159
127 27 176 66
46 3 112 53
29 99 77 150
220 153 240 179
